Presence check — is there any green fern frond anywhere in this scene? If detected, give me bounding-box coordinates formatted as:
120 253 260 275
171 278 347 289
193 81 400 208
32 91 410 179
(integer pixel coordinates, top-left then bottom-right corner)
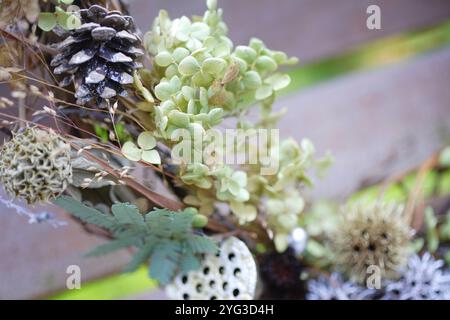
54 196 217 285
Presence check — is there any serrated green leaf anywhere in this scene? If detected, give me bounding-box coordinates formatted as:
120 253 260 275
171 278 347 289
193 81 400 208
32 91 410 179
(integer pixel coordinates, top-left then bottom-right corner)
86 236 141 257
149 240 181 285
111 203 146 227
55 198 210 284
179 247 201 273
123 238 157 273
170 210 194 237
53 196 117 230
186 234 218 254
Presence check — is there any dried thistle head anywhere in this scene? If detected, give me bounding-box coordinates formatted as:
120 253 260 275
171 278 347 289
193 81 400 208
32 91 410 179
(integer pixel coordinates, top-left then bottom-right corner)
383 253 450 300
0 127 72 204
332 202 413 284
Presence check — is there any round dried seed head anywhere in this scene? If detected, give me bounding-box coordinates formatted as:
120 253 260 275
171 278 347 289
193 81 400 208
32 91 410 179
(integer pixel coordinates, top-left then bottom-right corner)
331 202 413 284
0 127 72 204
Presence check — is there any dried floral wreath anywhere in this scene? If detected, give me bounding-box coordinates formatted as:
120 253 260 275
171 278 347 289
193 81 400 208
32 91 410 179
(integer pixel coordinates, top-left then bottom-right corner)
0 0 449 300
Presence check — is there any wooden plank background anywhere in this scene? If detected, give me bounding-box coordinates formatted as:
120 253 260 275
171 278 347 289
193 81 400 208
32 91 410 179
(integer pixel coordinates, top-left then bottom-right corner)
132 0 450 62
278 47 450 199
0 0 449 299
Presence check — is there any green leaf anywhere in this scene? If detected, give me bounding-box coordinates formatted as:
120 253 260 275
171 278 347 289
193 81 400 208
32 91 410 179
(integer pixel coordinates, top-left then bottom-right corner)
186 234 218 254
242 71 262 90
154 82 174 101
170 210 194 237
255 56 277 72
141 149 161 165
121 141 142 162
149 240 181 285
123 238 157 273
60 0 75 4
201 58 226 75
53 196 117 230
255 84 273 100
86 236 141 257
54 198 213 284
60 12 81 30
178 56 200 76
168 110 190 128
155 51 173 67
38 13 57 32
179 247 201 273
111 203 146 227
137 132 157 150
265 73 291 91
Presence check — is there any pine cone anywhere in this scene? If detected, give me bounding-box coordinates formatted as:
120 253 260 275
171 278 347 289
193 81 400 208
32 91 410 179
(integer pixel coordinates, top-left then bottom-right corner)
50 5 143 108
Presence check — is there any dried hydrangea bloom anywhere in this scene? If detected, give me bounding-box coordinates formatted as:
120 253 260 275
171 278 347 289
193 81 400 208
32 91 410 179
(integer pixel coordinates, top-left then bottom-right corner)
383 253 450 300
307 273 374 300
0 127 72 204
50 5 144 107
166 237 257 300
332 202 413 284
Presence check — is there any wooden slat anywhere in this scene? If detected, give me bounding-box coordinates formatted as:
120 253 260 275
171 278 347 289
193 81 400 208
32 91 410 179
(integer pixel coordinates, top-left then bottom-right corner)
131 0 450 62
277 47 450 199
0 192 131 299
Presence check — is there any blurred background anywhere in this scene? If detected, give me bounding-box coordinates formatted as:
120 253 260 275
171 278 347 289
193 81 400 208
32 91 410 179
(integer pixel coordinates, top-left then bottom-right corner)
1 0 450 299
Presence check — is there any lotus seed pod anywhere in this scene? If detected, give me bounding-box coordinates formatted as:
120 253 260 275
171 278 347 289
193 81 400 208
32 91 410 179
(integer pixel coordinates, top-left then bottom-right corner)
332 202 413 284
166 237 257 300
0 127 72 204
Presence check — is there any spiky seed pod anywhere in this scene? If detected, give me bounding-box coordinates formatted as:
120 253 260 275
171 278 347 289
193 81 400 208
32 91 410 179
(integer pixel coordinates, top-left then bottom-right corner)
307 273 374 300
332 202 413 284
383 253 450 300
0 127 72 204
166 237 257 300
50 5 144 108
259 248 306 299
